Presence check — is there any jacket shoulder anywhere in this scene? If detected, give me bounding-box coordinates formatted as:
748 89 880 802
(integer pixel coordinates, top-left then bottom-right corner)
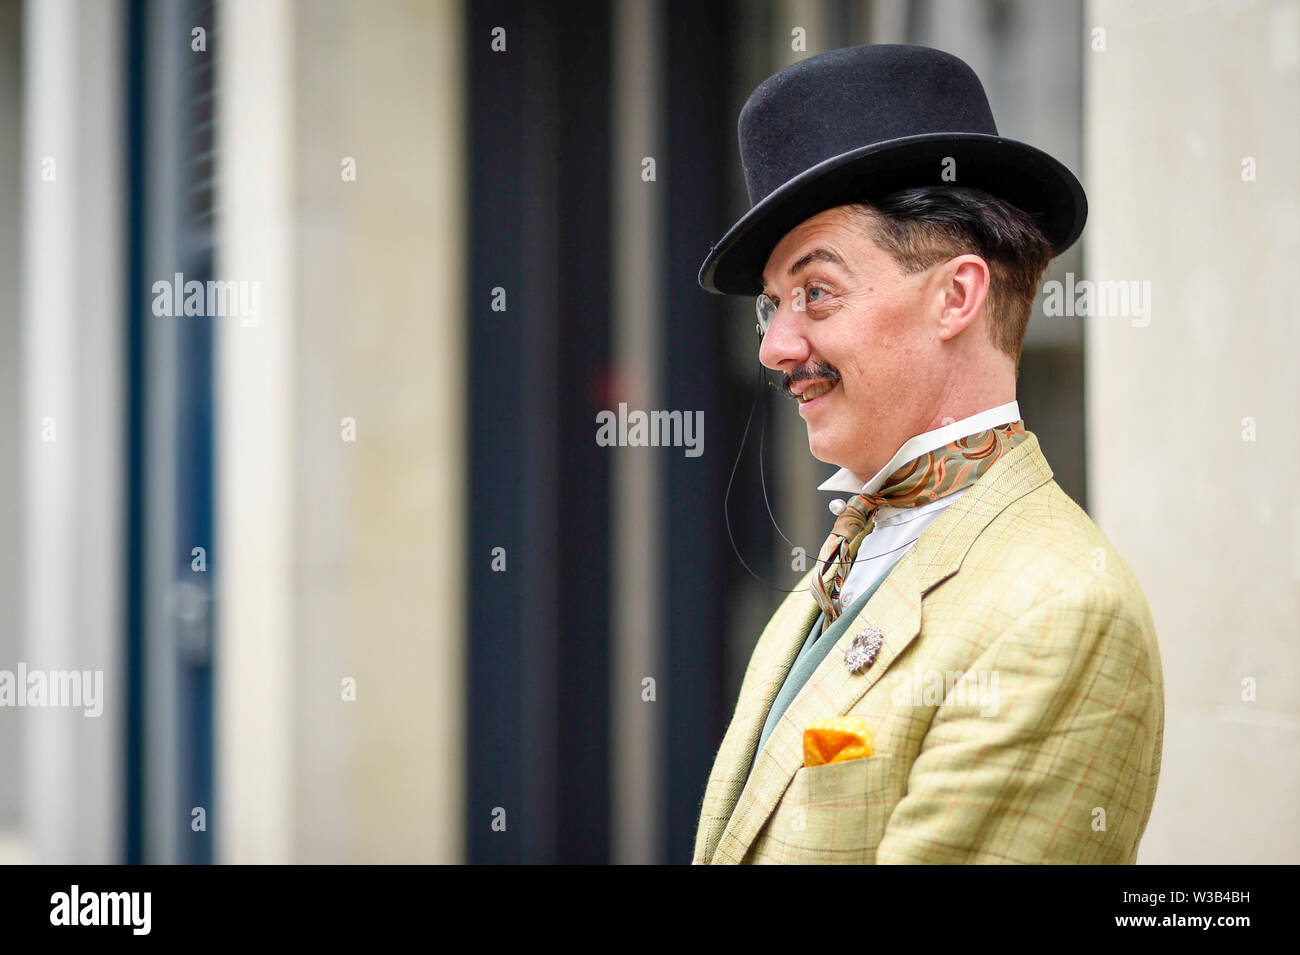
950 478 1157 633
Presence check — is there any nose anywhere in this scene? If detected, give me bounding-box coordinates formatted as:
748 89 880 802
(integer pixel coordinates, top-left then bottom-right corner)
758 298 811 371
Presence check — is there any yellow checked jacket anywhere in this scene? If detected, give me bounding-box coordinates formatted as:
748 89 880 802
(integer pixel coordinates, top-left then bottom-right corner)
693 433 1164 864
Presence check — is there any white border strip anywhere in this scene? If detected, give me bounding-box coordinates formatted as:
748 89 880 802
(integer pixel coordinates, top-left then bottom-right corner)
215 0 295 865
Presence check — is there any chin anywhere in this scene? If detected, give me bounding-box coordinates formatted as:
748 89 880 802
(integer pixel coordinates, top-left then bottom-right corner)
805 429 841 467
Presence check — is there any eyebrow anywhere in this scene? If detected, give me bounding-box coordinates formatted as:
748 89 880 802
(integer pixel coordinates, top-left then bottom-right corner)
763 247 852 291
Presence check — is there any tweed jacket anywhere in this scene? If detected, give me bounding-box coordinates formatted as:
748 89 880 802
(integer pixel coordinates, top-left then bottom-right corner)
693 433 1164 864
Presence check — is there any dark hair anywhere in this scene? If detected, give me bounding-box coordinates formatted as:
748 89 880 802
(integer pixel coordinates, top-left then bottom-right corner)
845 186 1054 367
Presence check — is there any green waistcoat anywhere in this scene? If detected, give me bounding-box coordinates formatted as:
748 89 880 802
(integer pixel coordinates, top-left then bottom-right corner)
748 574 888 777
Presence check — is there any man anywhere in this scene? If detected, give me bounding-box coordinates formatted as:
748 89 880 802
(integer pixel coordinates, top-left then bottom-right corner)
692 44 1164 864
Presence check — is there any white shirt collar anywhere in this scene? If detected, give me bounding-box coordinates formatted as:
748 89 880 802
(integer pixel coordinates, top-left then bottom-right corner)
816 400 1021 495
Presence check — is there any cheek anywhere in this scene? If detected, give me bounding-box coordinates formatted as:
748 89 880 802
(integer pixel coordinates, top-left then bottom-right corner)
868 284 924 339
827 290 919 396
836 351 911 422
842 304 926 385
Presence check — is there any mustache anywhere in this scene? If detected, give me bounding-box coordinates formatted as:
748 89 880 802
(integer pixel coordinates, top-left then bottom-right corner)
779 361 842 400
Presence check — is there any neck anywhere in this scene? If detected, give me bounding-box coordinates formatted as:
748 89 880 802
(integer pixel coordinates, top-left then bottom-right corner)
915 373 1015 436
848 393 1018 485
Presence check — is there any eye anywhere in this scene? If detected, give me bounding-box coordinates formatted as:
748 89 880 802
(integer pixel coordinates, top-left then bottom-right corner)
806 284 828 303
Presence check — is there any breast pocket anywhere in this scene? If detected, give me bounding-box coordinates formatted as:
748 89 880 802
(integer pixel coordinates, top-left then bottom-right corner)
752 754 900 865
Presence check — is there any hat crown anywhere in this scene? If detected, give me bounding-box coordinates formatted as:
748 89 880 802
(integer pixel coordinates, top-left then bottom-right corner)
738 44 998 207
698 42 1087 294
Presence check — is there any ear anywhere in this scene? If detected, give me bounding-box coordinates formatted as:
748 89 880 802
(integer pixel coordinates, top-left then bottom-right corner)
934 254 990 342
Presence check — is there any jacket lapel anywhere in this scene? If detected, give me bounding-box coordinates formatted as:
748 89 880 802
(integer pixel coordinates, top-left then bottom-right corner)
707 433 1054 864
692 570 822 862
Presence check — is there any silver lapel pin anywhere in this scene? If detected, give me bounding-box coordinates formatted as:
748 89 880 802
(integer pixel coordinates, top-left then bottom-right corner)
844 623 884 674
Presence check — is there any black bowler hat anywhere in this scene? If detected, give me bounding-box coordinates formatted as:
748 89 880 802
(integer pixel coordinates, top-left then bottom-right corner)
698 44 1087 295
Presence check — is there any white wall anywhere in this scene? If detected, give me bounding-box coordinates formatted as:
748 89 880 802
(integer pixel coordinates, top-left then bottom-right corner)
1086 0 1299 863
217 0 467 863
18 0 125 864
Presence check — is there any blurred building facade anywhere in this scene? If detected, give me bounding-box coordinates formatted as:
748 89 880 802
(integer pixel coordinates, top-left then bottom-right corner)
0 0 1294 864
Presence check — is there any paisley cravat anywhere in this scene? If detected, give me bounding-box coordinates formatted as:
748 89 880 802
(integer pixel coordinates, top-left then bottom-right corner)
811 420 1029 622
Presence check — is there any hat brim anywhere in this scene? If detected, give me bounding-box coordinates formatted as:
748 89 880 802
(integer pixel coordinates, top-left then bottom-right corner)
698 132 1087 295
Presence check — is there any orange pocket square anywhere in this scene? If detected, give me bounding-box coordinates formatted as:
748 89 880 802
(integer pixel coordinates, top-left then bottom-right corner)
803 717 874 767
